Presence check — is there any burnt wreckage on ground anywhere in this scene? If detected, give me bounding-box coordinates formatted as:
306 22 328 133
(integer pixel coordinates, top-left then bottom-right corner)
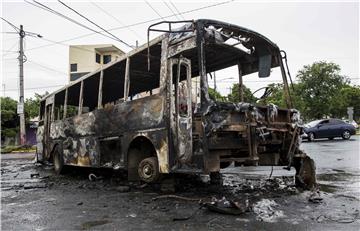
36 19 316 188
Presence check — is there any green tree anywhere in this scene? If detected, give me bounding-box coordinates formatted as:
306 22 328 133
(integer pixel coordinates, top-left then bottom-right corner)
227 83 257 103
25 93 45 120
296 61 349 119
1 97 19 139
208 88 227 102
256 83 285 107
335 85 360 121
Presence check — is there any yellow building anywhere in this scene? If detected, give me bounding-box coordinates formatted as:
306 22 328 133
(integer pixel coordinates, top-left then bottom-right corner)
69 44 124 82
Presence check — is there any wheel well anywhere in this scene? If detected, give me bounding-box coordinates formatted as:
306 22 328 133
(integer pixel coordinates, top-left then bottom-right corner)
49 144 59 162
127 136 157 181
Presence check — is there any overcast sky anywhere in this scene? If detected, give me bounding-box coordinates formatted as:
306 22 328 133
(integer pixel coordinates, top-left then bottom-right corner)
1 0 359 100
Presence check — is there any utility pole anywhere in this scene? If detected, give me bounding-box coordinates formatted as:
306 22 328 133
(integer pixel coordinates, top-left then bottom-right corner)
18 25 26 145
1 18 42 145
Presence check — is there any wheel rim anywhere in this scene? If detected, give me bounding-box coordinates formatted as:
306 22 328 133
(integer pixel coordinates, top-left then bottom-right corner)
141 164 154 180
309 133 314 141
343 131 350 139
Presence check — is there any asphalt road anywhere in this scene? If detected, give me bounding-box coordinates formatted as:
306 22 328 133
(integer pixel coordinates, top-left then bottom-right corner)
1 136 359 230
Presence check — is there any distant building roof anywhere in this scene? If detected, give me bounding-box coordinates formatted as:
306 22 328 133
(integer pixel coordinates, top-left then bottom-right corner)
70 44 124 54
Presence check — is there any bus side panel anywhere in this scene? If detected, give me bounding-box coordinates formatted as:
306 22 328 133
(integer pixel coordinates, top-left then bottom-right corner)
47 94 166 168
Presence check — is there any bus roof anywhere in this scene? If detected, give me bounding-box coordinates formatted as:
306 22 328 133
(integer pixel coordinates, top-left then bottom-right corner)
41 19 280 102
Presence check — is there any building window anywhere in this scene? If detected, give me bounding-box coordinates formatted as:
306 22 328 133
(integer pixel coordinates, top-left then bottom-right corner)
103 55 111 64
70 63 77 72
96 53 101 64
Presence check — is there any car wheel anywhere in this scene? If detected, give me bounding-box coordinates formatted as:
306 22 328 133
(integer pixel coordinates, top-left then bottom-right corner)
307 132 315 142
138 157 160 183
341 130 351 140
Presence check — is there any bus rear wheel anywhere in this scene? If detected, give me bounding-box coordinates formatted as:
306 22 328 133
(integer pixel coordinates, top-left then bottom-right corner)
138 157 160 183
53 147 65 175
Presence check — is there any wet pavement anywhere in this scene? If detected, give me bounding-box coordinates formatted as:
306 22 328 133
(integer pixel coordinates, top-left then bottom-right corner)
1 136 359 230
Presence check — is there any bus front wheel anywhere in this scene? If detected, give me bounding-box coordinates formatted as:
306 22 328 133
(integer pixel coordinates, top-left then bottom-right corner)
138 157 160 183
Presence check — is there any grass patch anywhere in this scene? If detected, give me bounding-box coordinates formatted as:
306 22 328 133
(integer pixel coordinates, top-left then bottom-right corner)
1 145 36 154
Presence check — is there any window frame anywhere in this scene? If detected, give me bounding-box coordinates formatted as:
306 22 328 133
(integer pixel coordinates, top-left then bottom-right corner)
103 55 112 64
70 63 77 72
96 53 101 64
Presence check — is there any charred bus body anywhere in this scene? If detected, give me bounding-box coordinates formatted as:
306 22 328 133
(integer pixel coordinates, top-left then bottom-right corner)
36 19 315 187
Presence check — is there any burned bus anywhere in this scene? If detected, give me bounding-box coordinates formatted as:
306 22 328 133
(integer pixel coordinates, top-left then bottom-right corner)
36 19 315 187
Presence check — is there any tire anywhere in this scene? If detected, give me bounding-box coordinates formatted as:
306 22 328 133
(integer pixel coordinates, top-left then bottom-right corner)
138 157 160 183
53 147 65 175
307 132 315 142
342 130 351 140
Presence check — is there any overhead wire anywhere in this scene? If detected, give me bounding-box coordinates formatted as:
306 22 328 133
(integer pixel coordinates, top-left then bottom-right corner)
0 17 20 32
90 1 144 40
25 0 126 45
3 84 65 92
169 1 186 20
57 0 134 48
163 2 181 20
24 0 235 52
145 1 165 20
27 60 68 76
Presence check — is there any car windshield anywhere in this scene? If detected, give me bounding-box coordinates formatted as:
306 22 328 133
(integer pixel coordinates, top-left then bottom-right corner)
305 120 323 128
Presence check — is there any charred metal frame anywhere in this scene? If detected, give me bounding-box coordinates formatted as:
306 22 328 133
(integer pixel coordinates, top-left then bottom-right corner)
36 19 307 181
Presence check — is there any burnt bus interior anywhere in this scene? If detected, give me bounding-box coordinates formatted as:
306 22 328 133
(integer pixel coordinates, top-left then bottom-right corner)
38 19 311 185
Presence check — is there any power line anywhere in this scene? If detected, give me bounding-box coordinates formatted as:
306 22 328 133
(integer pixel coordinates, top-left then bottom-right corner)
164 2 181 20
90 1 144 40
57 0 134 48
25 0 126 45
26 35 98 55
169 1 186 20
0 17 20 32
4 84 64 92
24 0 235 52
145 1 165 20
1 31 19 34
27 60 68 76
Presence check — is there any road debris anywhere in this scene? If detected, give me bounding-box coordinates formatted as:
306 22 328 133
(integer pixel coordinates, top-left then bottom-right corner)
88 173 103 181
23 182 47 190
204 197 249 215
30 173 40 178
253 199 285 222
152 195 202 202
308 191 323 203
